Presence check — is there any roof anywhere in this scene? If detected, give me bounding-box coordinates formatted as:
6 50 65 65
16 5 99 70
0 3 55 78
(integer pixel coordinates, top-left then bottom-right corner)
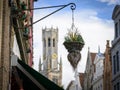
112 5 120 20
12 59 64 90
84 52 96 72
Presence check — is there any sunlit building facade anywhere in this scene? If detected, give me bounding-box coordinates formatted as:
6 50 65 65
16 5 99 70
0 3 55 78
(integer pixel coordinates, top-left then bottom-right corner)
92 49 104 90
83 48 96 90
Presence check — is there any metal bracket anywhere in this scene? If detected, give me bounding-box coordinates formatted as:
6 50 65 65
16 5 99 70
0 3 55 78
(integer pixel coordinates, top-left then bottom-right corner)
29 3 76 26
11 3 76 29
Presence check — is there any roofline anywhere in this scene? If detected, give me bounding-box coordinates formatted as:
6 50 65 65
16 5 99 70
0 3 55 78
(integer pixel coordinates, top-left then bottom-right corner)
112 5 120 20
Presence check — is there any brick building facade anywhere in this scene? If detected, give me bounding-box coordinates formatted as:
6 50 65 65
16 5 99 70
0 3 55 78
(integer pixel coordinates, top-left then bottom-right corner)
103 40 112 90
83 41 112 90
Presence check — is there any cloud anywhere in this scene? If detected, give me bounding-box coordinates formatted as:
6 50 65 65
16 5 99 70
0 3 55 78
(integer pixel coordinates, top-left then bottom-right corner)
33 8 114 89
97 0 119 5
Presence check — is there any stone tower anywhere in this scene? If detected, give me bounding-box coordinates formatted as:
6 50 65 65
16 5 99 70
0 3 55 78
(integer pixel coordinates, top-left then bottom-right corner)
39 27 62 86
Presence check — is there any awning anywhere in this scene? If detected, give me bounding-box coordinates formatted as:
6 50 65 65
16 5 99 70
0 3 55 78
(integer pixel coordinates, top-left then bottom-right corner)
11 55 64 90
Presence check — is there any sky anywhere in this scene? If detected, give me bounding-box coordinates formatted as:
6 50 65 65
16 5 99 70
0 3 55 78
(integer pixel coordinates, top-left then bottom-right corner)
33 0 118 89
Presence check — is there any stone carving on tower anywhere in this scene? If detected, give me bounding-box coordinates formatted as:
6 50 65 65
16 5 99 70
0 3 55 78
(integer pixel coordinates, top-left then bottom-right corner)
39 27 62 86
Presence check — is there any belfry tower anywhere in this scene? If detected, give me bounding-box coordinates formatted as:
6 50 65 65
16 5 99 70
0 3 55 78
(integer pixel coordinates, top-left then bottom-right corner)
39 27 62 86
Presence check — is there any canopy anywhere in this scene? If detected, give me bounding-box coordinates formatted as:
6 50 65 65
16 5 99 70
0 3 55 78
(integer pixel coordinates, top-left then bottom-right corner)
11 55 63 90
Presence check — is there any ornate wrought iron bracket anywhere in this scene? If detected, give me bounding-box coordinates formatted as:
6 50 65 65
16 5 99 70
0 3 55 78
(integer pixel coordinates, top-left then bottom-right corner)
11 2 76 29
29 3 76 26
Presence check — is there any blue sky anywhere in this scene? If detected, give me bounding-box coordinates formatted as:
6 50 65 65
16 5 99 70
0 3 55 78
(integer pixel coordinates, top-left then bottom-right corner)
33 0 118 89
34 0 116 19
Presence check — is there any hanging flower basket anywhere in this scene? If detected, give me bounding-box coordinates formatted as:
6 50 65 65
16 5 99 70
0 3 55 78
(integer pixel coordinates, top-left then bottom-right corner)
63 4 85 70
63 28 85 53
63 30 84 69
63 41 84 53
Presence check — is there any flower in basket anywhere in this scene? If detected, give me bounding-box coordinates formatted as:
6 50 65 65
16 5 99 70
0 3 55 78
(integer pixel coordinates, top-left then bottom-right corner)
63 27 85 69
64 28 84 43
63 27 85 53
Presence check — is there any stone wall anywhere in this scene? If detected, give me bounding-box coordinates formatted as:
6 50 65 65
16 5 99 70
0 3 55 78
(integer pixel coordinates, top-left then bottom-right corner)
0 0 10 90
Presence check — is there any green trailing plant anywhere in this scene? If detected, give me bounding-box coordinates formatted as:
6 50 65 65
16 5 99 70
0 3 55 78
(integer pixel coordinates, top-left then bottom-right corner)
21 12 27 20
23 27 29 39
20 1 27 10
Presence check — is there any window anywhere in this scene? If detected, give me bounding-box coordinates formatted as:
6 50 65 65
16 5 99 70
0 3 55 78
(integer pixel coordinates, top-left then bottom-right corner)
48 38 51 47
98 86 100 90
53 38 55 47
50 59 52 68
117 82 119 90
114 84 117 90
119 20 120 35
116 51 119 72
113 55 116 74
115 23 118 38
114 82 120 90
44 38 46 47
113 51 120 75
100 84 102 90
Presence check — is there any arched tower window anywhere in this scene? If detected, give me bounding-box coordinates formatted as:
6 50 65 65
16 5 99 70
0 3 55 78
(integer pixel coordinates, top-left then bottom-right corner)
53 38 55 47
44 38 46 47
48 38 51 47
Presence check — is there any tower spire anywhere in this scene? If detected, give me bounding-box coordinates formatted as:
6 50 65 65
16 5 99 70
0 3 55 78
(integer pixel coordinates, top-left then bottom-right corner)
98 45 100 54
